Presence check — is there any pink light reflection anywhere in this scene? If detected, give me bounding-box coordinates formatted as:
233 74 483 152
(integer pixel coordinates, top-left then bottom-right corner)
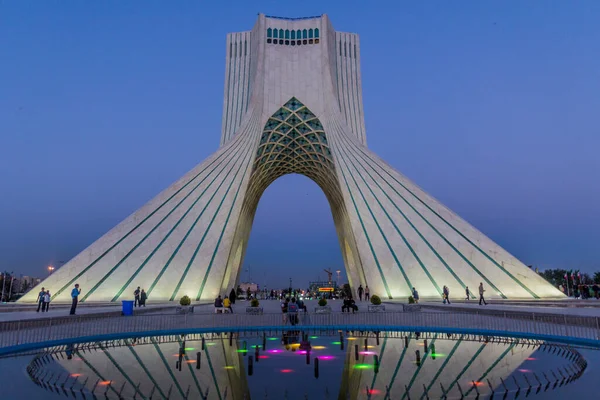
359 351 377 355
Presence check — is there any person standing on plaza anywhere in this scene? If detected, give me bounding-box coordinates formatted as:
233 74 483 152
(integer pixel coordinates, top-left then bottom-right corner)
229 288 236 305
42 290 51 312
357 285 364 301
465 286 470 300
134 287 141 307
70 284 81 315
140 289 147 307
478 282 487 305
364 285 370 301
36 287 46 312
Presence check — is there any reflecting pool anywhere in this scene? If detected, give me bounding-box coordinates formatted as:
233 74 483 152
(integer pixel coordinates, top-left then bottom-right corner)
1 330 598 399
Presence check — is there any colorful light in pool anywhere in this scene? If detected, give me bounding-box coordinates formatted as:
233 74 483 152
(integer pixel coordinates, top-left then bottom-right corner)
526 357 537 361
259 355 269 359
280 369 293 373
518 369 532 373
347 338 356 341
268 349 282 354
312 346 326 350
224 366 235 370
472 381 484 387
186 360 195 364
268 338 278 341
70 374 82 378
319 356 334 360
359 351 377 355
310 336 318 339
297 351 308 355
353 364 373 370
99 381 111 386
332 341 342 345
236 349 248 353
185 347 195 351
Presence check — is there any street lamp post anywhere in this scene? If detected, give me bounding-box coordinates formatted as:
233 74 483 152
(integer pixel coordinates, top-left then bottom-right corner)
289 278 292 296
47 265 55 275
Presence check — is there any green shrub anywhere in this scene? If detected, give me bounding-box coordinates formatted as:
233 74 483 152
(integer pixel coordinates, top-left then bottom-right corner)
408 296 415 304
179 295 191 306
370 295 382 305
250 298 260 307
318 298 328 307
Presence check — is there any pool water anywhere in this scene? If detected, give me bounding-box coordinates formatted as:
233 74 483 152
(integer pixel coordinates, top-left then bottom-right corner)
1 330 598 399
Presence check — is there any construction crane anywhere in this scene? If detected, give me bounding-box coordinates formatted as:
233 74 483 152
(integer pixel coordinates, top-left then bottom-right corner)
323 269 333 285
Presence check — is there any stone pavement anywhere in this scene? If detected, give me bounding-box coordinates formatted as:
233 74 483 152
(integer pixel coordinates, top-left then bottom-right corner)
4 297 600 323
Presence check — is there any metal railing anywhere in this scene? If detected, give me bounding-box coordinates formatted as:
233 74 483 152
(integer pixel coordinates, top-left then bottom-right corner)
1 310 599 354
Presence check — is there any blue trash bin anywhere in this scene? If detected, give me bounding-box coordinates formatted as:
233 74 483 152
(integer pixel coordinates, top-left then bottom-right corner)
122 300 134 316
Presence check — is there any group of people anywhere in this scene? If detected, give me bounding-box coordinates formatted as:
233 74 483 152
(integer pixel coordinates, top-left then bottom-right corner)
35 283 151 316
341 296 358 313
356 285 370 301
281 297 306 325
214 294 235 313
411 283 489 306
35 283 82 315
35 287 52 312
133 287 148 307
560 284 600 299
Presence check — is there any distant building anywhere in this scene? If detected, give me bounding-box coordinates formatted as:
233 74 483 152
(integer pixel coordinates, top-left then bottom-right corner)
238 282 258 293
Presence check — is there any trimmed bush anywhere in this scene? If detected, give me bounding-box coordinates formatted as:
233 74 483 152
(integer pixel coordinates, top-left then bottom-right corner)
250 298 260 307
318 298 328 307
408 296 415 304
370 295 382 305
179 295 191 306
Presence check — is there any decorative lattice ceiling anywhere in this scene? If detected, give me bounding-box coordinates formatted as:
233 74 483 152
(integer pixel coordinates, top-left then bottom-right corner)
250 97 337 192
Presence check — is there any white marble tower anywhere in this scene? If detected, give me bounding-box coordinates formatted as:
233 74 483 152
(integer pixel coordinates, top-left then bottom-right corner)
20 14 563 303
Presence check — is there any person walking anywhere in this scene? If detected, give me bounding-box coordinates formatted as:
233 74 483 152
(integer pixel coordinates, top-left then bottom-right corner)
42 290 51 312
140 289 147 307
70 284 81 315
412 287 419 304
478 282 487 305
36 287 46 312
365 285 370 301
465 286 470 300
229 288 237 305
134 287 141 307
357 285 364 301
443 285 451 304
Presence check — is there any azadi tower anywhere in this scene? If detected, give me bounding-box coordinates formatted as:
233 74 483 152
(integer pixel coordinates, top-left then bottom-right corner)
22 14 562 303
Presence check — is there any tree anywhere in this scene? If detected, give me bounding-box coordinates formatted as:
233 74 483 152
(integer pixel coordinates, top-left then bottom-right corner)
538 268 568 288
594 272 600 284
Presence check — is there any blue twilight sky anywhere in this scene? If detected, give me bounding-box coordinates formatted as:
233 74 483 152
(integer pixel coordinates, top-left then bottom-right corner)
1 1 599 288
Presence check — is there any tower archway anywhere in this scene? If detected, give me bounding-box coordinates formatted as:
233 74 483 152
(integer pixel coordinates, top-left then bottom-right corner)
219 97 365 295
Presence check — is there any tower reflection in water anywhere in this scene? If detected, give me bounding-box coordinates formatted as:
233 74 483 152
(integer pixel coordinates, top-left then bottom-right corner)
28 331 587 399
